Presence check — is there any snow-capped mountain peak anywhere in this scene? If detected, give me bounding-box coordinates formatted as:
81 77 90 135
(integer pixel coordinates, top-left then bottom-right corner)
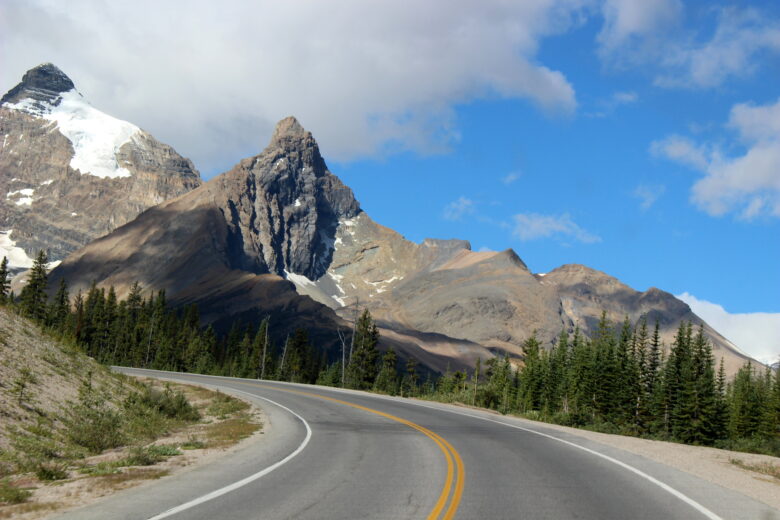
2 64 140 179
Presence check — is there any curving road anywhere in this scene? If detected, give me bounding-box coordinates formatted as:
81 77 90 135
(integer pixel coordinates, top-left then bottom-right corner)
55 369 779 520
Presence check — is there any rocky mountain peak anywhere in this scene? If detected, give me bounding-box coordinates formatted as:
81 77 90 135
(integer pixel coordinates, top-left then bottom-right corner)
1 63 75 109
210 116 361 281
271 116 307 142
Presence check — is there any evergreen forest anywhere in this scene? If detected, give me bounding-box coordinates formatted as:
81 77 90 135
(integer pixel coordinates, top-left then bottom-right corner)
2 252 779 456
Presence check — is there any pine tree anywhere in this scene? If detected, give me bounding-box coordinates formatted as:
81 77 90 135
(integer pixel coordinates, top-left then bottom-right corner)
47 278 70 331
19 250 48 321
345 309 379 390
634 316 650 431
374 349 398 394
712 357 729 440
402 357 419 397
0 256 9 304
517 332 543 412
674 324 717 444
592 312 618 422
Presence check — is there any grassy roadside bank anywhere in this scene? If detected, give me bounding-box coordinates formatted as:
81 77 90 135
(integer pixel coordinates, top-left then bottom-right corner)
0 307 262 519
0 378 262 519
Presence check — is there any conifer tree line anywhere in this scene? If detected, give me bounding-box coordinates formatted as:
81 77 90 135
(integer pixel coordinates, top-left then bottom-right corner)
1 252 777 454
430 312 780 454
0 253 419 393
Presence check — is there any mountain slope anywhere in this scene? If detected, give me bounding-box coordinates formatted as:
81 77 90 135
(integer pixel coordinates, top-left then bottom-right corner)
0 63 201 272
50 116 755 375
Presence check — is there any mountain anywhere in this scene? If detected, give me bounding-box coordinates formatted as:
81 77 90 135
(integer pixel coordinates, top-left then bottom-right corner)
50 116 754 375
0 63 201 273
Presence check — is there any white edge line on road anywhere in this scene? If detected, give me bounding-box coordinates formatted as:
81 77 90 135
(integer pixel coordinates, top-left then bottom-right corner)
368 397 724 520
145 389 312 520
121 368 721 520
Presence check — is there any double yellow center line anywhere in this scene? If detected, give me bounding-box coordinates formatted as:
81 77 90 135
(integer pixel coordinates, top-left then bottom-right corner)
239 382 464 520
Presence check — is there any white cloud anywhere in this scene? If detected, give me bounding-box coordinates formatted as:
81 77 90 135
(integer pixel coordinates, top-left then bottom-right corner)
512 212 601 243
0 0 584 174
656 8 780 89
598 0 682 56
650 135 710 170
633 184 665 210
599 4 780 90
652 98 780 219
443 196 476 221
501 172 521 185
677 292 780 365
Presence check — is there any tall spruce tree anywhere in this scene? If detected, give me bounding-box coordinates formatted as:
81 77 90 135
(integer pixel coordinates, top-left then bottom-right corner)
0 256 9 304
374 349 399 394
345 309 379 390
20 250 49 322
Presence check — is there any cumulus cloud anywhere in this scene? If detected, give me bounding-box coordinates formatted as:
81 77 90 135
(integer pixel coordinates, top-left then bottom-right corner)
443 196 476 221
0 0 584 174
512 212 600 243
633 184 665 210
598 4 780 89
598 0 682 56
656 8 780 89
652 98 780 219
650 135 710 170
677 292 780 365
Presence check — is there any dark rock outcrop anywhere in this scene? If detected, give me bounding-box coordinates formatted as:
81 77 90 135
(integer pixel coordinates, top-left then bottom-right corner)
1 63 75 111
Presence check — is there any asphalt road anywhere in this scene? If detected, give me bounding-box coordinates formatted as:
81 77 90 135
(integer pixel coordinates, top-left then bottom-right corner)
54 369 779 520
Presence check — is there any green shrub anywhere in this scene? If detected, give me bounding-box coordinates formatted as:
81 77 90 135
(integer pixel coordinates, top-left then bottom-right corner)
34 462 68 481
125 384 200 422
63 402 125 454
0 478 31 504
122 444 180 466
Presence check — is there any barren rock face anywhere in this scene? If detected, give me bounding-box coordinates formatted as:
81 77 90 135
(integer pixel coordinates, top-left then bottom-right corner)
209 116 361 279
0 63 201 270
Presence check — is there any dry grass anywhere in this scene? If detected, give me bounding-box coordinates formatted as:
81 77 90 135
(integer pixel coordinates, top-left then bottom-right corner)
0 502 60 519
730 458 780 481
93 468 170 489
203 412 261 449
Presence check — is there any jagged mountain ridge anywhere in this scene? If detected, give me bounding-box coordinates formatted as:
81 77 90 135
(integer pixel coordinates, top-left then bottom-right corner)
50 116 754 374
0 63 201 272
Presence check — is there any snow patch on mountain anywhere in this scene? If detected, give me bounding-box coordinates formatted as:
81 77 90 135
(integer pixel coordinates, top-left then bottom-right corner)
284 270 315 288
6 188 34 206
4 89 139 179
0 230 34 269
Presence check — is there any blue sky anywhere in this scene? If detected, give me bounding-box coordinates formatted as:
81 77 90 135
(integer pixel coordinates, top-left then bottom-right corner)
2 0 778 361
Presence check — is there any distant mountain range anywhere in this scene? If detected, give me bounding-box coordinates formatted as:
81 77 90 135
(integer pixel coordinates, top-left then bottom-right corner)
1 63 754 375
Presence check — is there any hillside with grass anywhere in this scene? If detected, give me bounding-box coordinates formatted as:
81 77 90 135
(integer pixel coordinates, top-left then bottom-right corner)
0 306 261 518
